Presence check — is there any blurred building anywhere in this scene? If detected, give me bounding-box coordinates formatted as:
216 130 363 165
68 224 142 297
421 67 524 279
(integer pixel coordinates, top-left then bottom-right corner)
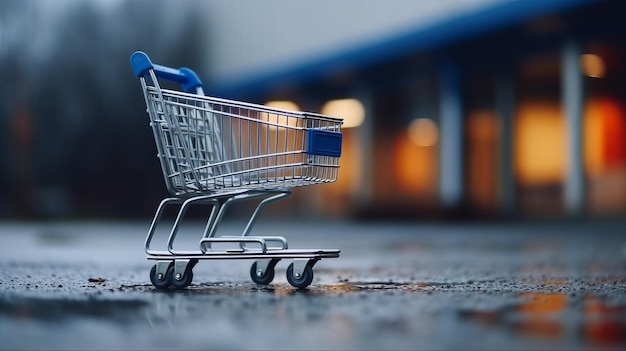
199 0 626 219
5 0 622 220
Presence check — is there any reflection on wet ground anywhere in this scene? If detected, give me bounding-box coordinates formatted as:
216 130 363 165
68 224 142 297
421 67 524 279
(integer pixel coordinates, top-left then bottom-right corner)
4 279 624 348
0 297 147 321
175 280 623 348
1 220 626 349
583 295 626 347
460 291 626 348
1 277 625 349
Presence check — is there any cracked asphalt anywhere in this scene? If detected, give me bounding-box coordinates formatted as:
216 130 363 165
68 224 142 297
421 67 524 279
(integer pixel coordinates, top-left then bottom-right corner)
1 219 625 350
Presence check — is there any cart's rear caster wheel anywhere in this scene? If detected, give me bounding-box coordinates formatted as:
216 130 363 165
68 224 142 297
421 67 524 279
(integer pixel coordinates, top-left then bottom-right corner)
150 264 171 290
168 265 194 290
250 259 280 285
286 262 314 289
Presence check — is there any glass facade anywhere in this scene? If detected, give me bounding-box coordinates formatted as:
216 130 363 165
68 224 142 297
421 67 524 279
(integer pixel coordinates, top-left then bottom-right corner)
259 0 626 219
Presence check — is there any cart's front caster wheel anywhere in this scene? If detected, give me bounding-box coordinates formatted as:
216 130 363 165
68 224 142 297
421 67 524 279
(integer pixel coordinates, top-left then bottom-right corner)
286 262 314 289
250 259 279 285
168 265 193 290
150 264 171 290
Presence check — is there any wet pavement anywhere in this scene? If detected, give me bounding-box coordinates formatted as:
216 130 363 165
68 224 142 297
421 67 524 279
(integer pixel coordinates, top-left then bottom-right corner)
1 219 625 350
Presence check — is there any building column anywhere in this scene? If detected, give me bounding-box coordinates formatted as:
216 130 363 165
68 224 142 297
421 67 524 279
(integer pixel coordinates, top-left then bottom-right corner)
438 61 464 208
352 85 374 206
562 39 585 215
495 73 515 214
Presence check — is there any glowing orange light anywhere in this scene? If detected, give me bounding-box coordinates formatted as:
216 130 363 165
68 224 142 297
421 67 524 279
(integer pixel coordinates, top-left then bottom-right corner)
466 110 498 210
262 100 301 128
408 118 439 147
321 99 365 128
265 100 300 111
393 134 438 196
580 54 606 78
514 102 565 185
584 98 626 174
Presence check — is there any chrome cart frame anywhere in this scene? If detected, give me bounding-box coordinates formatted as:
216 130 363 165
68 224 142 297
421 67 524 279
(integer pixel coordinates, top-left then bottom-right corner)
130 51 343 290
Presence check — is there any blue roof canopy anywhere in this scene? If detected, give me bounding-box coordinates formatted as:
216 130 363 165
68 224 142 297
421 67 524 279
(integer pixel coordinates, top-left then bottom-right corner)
208 0 593 100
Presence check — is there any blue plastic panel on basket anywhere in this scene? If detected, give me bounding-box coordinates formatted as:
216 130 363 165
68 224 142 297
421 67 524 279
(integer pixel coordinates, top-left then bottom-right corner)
145 88 342 195
307 129 342 157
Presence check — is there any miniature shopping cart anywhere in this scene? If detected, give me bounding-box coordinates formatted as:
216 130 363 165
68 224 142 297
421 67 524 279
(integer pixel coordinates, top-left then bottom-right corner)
130 51 343 290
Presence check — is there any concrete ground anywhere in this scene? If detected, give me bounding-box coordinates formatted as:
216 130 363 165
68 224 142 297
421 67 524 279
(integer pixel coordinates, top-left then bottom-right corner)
0 218 625 350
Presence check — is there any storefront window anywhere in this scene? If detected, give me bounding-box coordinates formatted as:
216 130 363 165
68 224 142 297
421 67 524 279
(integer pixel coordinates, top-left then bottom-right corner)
514 53 565 216
583 43 626 214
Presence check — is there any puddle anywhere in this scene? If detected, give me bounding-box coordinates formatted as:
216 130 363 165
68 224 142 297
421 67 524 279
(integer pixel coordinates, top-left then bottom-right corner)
459 292 626 347
130 278 552 295
583 295 626 347
0 297 148 321
150 281 437 295
3 280 621 349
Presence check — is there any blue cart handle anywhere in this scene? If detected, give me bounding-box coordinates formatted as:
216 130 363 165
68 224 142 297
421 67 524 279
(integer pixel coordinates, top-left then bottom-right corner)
130 51 202 93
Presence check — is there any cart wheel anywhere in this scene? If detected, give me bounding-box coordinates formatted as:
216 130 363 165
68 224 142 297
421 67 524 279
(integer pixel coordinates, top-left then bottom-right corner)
250 259 279 285
150 264 171 290
168 265 193 290
286 262 314 289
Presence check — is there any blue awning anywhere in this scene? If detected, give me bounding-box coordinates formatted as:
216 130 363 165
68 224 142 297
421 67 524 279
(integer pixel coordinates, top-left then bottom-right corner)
208 0 593 100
